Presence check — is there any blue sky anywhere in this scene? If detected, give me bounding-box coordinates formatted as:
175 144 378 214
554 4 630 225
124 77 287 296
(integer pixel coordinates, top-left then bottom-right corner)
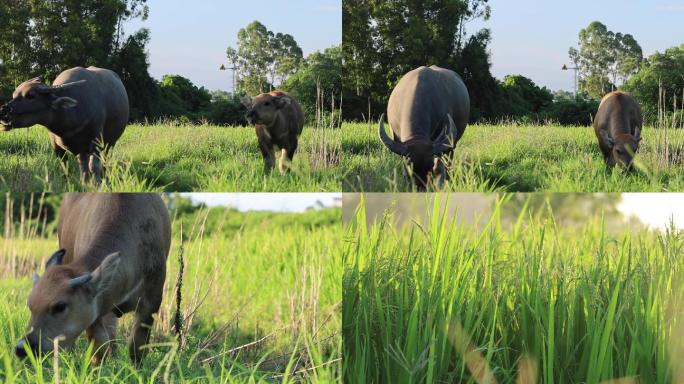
124 0 341 91
470 1 684 91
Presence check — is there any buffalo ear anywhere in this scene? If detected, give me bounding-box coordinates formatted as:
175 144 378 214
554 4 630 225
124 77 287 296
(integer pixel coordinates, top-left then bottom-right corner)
45 249 66 270
51 97 78 110
240 96 253 108
90 252 121 293
273 96 291 109
599 130 615 148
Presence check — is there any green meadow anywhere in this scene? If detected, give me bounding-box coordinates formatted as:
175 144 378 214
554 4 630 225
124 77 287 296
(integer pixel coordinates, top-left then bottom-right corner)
342 122 684 192
0 198 341 382
343 195 684 383
0 124 341 192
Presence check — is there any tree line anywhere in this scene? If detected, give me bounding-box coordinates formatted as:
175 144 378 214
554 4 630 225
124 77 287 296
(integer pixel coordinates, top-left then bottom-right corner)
342 1 683 126
0 2 341 126
570 21 684 124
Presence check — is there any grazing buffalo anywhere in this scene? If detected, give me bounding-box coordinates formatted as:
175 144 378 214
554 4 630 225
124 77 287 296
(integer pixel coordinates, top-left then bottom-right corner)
378 66 470 189
241 91 304 174
594 91 643 169
0 67 130 184
16 194 171 365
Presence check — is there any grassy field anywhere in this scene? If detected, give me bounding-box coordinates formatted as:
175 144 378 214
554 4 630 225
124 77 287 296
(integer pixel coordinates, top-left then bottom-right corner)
0 123 341 192
343 195 684 383
0 197 341 382
343 122 684 192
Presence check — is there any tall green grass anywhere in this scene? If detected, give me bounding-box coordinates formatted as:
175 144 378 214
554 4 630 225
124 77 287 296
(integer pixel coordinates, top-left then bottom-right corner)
0 198 341 382
343 195 684 383
342 122 684 192
0 124 341 192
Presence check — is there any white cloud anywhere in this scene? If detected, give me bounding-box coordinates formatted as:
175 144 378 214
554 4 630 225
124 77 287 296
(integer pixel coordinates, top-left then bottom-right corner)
618 193 684 230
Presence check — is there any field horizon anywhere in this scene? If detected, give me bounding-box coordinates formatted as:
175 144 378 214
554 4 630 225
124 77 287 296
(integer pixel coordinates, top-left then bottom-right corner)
343 122 684 192
0 196 341 382
0 123 342 193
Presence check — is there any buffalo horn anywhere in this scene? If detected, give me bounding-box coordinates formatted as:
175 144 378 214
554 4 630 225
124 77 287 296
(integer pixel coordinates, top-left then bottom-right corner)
37 80 87 94
378 113 408 155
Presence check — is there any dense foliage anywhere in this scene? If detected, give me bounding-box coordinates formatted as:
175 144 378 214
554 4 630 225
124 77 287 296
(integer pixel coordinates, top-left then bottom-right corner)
0 5 339 126
341 2 603 125
568 21 643 99
0 0 156 118
342 0 497 121
624 44 684 123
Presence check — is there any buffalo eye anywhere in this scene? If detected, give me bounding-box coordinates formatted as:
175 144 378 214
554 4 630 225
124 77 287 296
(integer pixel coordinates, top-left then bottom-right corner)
25 93 35 100
50 301 68 315
264 102 270 106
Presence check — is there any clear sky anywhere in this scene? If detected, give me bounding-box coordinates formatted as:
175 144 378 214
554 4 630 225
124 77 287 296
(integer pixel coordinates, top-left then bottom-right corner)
619 194 684 230
470 1 684 92
182 193 342 212
124 0 341 92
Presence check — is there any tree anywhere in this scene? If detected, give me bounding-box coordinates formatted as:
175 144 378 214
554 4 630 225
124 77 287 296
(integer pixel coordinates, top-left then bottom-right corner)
109 29 159 121
342 0 496 121
569 21 643 99
499 75 553 117
226 21 303 95
0 2 34 99
624 44 684 122
157 75 212 119
272 33 303 85
283 45 342 124
0 0 154 120
456 29 501 120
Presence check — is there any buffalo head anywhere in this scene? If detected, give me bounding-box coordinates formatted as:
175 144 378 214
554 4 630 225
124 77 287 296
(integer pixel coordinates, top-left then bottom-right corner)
605 131 641 169
241 93 292 126
15 249 121 358
0 77 85 131
379 113 458 189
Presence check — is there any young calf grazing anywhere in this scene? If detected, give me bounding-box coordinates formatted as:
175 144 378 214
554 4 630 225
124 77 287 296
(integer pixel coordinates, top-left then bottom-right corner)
241 91 305 174
15 193 171 365
594 91 643 169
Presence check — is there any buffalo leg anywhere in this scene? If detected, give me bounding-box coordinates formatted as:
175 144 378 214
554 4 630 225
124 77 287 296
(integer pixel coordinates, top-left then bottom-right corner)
89 142 104 185
85 312 118 365
432 156 449 187
50 142 67 161
78 153 91 183
279 140 298 174
257 128 275 173
129 312 154 364
49 135 72 178
89 154 103 185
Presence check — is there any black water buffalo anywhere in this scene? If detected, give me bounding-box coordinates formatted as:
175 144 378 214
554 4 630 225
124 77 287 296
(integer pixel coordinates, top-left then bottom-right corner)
378 66 470 189
241 91 305 174
0 67 129 184
594 91 643 169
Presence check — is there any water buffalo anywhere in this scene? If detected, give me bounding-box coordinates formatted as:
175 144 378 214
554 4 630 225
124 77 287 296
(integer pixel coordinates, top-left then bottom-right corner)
241 91 304 174
0 67 130 184
594 91 643 169
15 193 171 365
378 66 470 189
